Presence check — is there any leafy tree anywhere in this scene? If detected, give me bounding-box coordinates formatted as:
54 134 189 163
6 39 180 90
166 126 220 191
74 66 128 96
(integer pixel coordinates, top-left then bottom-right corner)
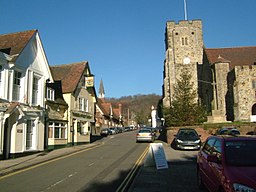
163 69 206 126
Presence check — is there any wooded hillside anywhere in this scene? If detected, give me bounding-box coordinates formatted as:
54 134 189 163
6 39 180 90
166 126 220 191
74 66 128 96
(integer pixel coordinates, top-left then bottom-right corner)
106 94 162 126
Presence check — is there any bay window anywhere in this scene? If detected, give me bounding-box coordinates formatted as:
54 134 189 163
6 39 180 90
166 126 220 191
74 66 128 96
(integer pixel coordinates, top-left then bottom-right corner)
48 122 66 139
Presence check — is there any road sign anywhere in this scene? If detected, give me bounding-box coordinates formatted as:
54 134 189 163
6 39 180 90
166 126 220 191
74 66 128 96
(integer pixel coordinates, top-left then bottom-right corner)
144 143 168 169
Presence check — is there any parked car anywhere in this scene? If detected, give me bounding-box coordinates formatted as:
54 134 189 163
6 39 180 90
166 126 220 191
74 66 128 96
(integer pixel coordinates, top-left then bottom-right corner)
173 128 201 150
116 127 124 133
109 127 117 135
197 135 256 192
124 127 131 132
136 129 155 143
246 131 256 135
216 127 240 136
100 128 111 136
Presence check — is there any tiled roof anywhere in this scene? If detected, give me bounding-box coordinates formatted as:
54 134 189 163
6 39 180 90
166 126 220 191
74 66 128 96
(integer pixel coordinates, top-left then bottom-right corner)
113 108 120 119
0 30 37 56
50 61 88 93
205 46 256 69
97 98 109 115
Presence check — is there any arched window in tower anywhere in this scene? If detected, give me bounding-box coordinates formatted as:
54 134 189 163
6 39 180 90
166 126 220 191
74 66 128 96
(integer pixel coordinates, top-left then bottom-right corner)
181 37 188 46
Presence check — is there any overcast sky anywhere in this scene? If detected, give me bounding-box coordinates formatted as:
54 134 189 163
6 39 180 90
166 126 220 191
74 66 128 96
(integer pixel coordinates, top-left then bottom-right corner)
1 0 256 98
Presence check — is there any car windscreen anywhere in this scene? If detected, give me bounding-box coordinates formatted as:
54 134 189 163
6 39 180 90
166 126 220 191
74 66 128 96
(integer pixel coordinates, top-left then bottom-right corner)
178 130 198 138
139 129 151 133
225 140 256 166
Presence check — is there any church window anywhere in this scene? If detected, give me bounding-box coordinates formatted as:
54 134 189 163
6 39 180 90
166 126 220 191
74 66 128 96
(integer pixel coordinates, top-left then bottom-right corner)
181 37 188 46
252 80 256 89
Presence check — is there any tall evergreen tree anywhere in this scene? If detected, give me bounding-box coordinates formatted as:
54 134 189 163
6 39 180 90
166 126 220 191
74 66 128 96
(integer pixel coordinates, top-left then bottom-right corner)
164 69 206 126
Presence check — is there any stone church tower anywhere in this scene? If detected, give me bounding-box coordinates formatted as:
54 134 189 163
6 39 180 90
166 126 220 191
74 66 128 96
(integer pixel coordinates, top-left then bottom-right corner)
163 20 204 108
163 19 256 123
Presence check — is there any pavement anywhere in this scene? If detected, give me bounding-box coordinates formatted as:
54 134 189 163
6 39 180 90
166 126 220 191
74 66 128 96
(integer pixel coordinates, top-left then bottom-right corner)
0 137 172 192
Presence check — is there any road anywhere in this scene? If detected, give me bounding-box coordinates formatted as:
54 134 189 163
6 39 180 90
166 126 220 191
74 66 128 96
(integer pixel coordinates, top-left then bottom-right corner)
0 131 148 192
0 130 208 192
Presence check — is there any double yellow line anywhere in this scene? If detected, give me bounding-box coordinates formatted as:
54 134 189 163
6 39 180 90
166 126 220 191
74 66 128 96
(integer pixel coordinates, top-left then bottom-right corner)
116 144 150 192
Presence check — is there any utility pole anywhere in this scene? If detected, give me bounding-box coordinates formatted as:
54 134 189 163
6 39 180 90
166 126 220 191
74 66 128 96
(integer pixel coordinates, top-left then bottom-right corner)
127 108 129 126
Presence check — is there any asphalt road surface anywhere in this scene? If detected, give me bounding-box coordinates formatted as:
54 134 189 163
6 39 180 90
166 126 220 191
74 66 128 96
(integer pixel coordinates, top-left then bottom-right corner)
0 131 148 192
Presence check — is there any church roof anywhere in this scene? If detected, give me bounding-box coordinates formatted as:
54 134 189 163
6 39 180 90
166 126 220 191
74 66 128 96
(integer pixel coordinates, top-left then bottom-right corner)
0 30 37 56
205 46 256 69
99 79 105 96
50 61 88 93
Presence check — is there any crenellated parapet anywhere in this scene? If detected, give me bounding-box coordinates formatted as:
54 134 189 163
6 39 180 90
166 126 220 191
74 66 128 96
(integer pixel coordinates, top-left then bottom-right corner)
235 65 256 77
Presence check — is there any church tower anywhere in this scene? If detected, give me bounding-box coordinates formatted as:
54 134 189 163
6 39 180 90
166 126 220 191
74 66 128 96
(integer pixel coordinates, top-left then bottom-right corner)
162 20 204 108
98 79 105 99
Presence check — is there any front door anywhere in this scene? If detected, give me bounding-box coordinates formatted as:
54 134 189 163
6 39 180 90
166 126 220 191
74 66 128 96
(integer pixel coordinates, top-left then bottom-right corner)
3 118 10 159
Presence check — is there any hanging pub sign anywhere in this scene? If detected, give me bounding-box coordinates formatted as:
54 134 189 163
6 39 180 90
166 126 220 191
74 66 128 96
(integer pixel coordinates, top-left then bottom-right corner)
85 76 94 87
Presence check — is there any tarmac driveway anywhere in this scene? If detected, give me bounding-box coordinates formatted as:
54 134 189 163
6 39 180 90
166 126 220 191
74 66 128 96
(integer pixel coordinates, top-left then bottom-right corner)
165 146 207 192
130 142 208 192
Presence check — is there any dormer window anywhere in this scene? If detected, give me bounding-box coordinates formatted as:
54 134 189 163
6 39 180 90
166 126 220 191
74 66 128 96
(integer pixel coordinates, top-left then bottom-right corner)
47 87 55 101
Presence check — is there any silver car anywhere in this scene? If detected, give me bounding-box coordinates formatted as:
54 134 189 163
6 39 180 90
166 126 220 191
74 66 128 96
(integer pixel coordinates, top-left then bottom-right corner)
136 129 155 143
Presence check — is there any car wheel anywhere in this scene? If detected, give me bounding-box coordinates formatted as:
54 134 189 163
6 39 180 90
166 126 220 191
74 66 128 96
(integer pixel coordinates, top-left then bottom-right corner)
197 168 205 189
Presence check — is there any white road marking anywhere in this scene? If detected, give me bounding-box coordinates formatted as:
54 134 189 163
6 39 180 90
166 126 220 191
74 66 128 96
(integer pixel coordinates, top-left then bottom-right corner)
43 172 77 191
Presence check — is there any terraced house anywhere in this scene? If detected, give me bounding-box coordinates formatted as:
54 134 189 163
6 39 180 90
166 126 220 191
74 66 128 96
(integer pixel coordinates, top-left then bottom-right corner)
0 29 97 158
0 30 54 159
50 62 97 146
95 79 123 134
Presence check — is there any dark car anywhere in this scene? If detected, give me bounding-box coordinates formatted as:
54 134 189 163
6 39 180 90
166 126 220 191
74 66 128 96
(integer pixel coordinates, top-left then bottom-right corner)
216 127 240 136
197 135 256 192
173 128 201 150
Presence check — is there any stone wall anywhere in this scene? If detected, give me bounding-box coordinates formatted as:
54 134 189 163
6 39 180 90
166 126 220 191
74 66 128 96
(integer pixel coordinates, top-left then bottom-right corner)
165 124 256 144
234 65 256 121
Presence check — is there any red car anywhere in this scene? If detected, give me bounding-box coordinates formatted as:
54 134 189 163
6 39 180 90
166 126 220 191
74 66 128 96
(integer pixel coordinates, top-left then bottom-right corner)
197 135 256 192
